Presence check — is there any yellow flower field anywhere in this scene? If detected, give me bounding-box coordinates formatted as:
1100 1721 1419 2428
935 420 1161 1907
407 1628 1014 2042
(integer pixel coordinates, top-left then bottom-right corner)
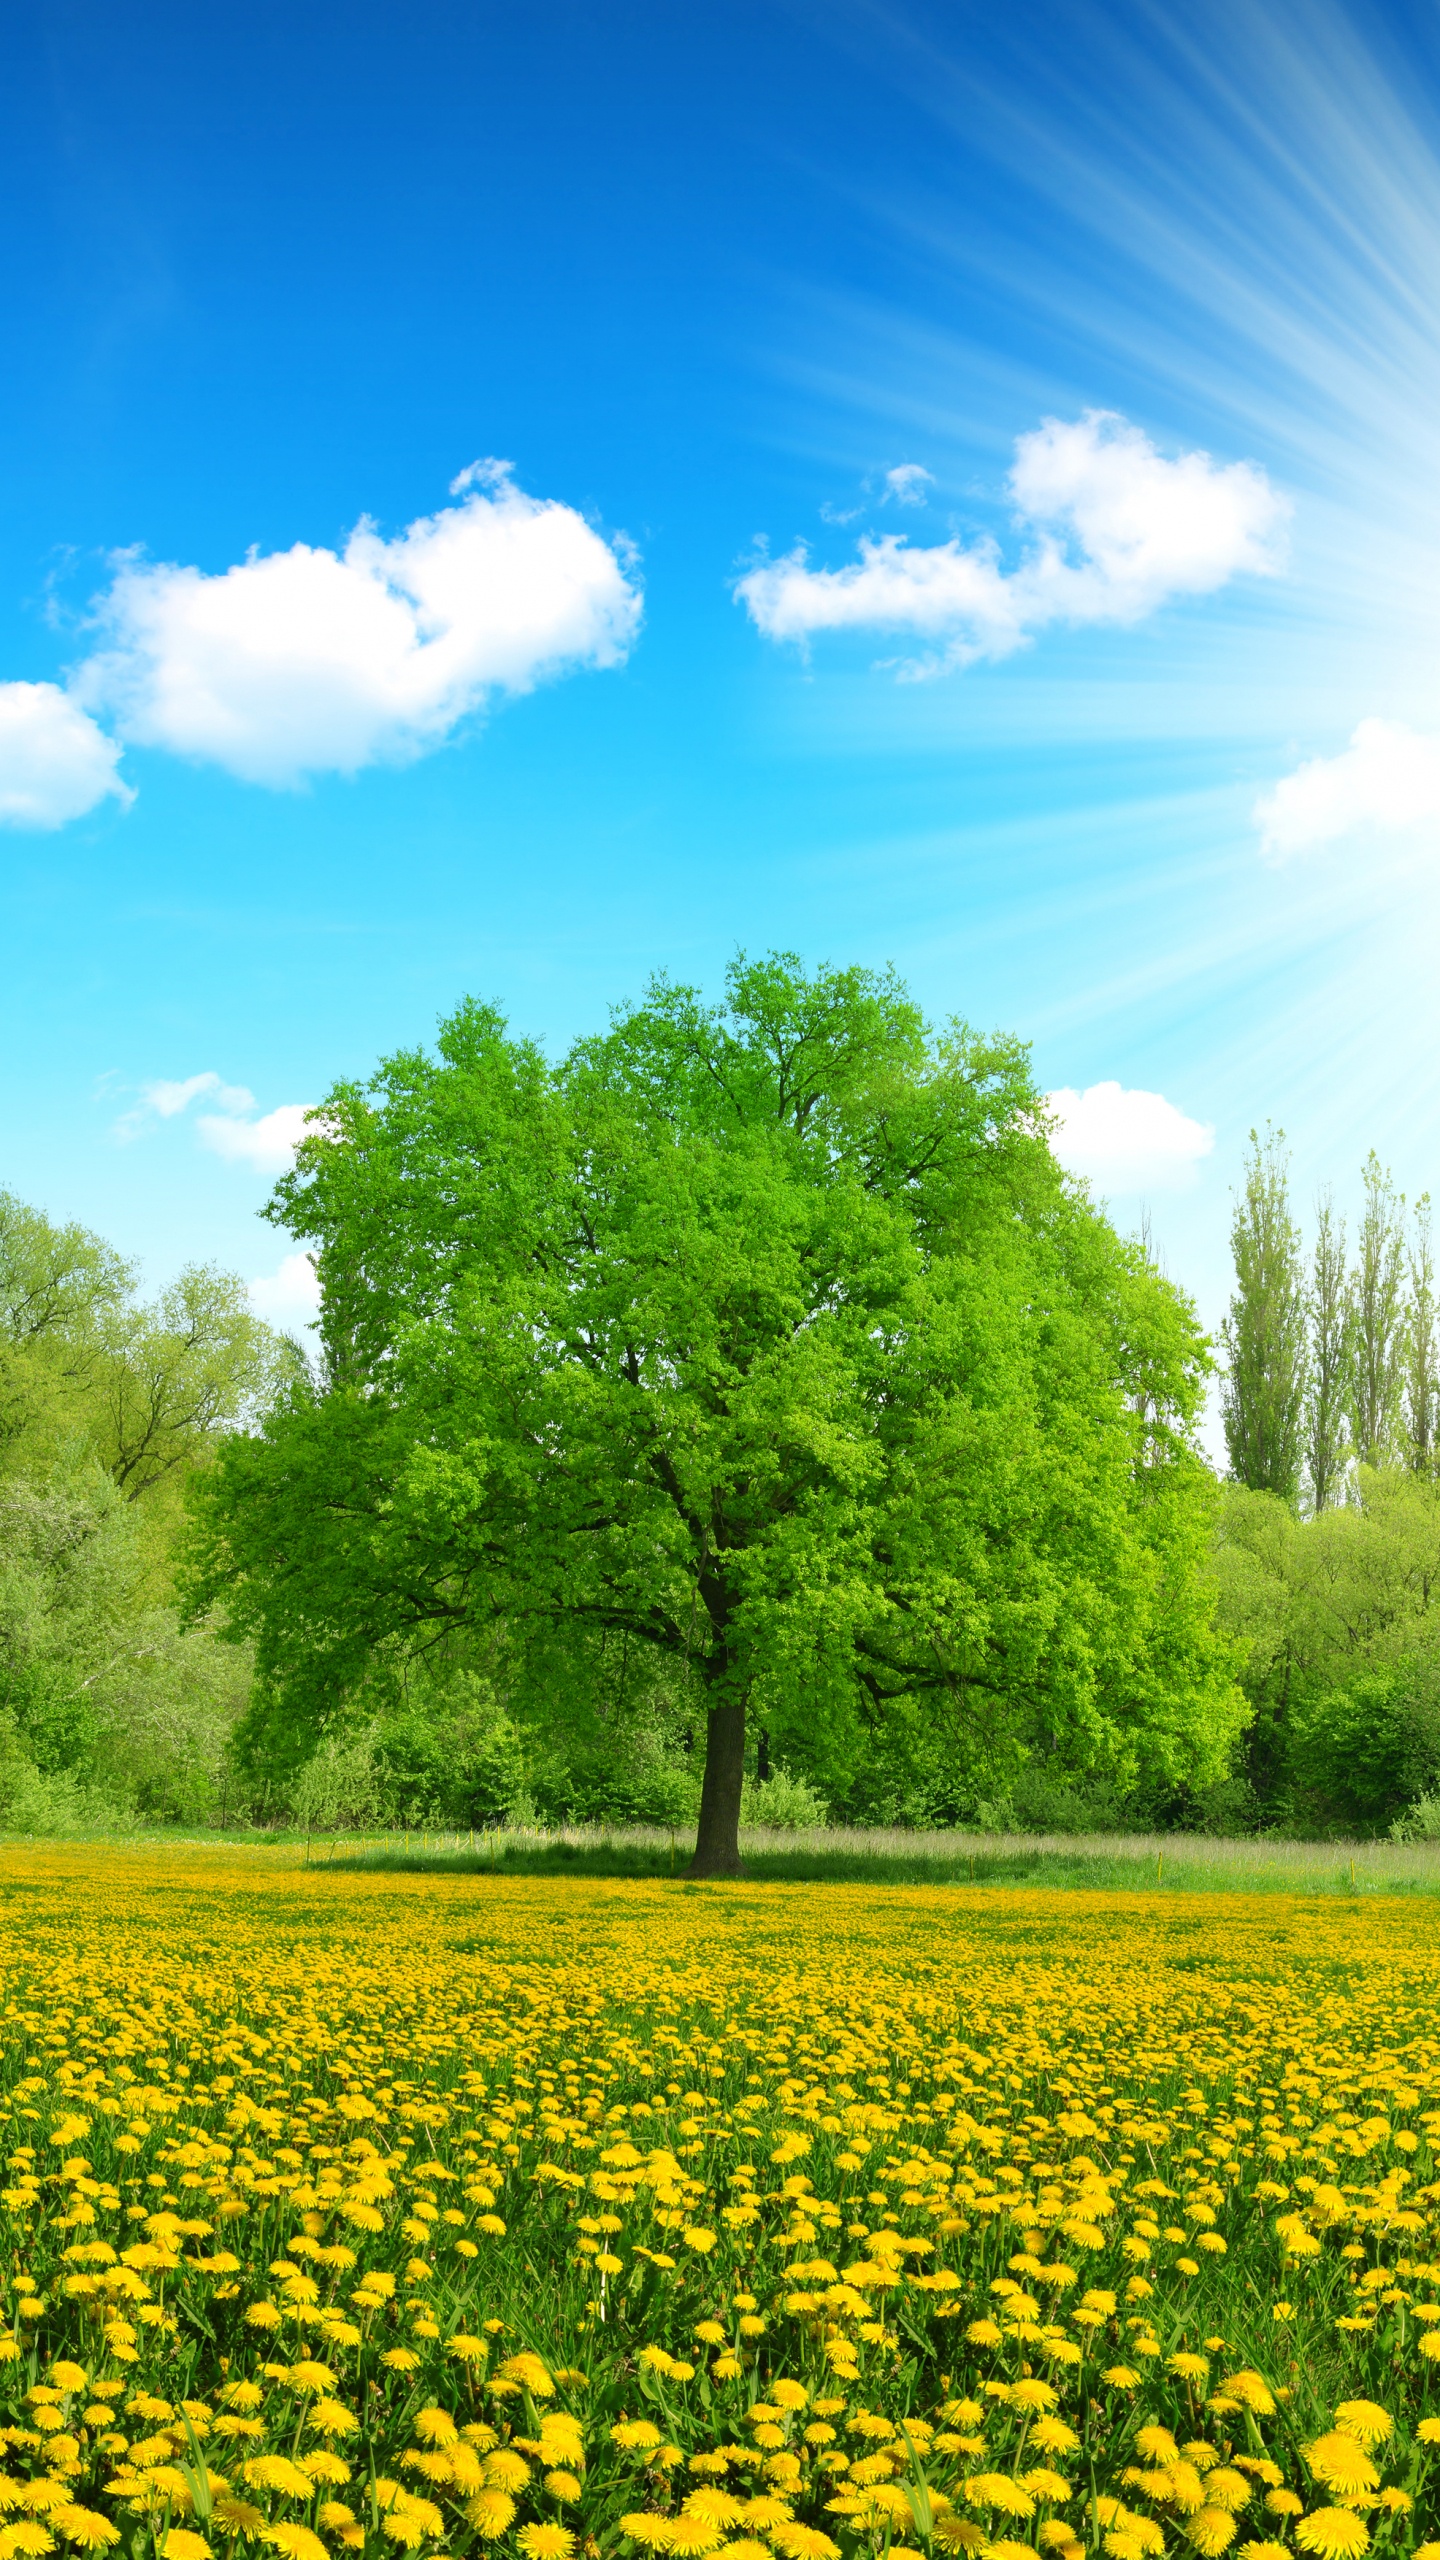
0 1852 1438 2560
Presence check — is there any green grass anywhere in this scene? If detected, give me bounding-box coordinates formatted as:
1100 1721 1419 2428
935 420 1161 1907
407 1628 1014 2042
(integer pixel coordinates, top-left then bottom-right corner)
313 1819 1440 1893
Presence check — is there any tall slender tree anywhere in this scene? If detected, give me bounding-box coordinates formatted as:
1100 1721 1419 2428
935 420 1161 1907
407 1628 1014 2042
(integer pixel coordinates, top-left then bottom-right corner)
1221 1128 1308 1503
1305 1188 1349 1512
1405 1193 1439 1473
1349 1152 1407 1467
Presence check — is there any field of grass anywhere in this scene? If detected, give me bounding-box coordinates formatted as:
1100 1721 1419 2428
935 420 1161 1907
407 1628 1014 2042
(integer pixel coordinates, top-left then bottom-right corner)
0 1846 1436 2560
312 1823 1440 1897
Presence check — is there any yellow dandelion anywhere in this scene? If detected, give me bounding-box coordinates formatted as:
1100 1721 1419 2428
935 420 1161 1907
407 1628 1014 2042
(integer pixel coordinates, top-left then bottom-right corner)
683 2496 747 2528
1021 2471 1074 2504
465 2494 516 2542
483 2451 531 2491
1306 2439 1379 2498
52 2523 119 2553
242 2460 315 2501
1294 2515 1370 2559
1187 2512 1237 2556
665 2521 722 2556
516 2531 575 2560
1223 2375 1277 2417
771 2532 841 2560
1334 2403 1392 2445
263 2532 328 2560
618 2519 673 2552
545 2473 583 2502
964 2477 1036 2519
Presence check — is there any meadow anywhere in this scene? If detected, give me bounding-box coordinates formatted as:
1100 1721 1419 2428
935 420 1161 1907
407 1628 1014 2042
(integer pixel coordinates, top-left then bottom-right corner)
0 1850 1435 2560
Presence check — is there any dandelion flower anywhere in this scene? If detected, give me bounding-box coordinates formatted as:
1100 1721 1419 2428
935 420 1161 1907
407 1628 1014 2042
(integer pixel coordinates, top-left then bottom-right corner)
1334 2404 1392 2445
465 2494 515 2542
1295 2515 1370 2559
1187 2512 1237 2556
263 2536 328 2560
964 2477 1036 2519
771 2531 841 2560
1306 2439 1379 2497
52 2523 119 2552
683 2496 746 2528
516 2530 575 2560
483 2452 531 2492
665 2520 722 2556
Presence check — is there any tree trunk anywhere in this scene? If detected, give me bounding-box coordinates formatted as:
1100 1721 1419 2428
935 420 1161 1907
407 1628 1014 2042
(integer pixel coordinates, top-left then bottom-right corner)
686 1689 747 1877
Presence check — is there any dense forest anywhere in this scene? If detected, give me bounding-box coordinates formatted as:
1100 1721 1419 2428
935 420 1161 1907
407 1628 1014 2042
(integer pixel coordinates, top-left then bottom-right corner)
5 965 1440 1846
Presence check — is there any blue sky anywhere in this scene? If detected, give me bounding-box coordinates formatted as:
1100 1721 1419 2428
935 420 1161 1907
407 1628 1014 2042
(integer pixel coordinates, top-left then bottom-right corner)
5 0 1440 1361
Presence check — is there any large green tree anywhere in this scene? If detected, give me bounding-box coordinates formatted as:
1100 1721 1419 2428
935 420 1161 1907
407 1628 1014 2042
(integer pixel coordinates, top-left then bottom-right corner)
186 954 1242 1873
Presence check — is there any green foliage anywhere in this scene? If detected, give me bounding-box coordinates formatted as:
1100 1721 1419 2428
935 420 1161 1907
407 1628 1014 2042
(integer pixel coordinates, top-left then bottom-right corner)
1350 1151 1409 1466
189 950 1242 1866
1212 1469 1440 1831
1221 1127 1307 1501
0 1191 281 1829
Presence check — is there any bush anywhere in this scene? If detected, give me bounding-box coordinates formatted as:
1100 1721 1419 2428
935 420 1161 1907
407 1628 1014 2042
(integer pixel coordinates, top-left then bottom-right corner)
740 1763 828 1831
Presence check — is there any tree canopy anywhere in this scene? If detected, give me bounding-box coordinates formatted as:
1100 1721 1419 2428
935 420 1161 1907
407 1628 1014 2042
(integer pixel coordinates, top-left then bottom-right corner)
186 952 1242 1871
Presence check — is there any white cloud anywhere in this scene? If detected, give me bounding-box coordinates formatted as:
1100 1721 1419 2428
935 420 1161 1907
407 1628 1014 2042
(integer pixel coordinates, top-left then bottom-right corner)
0 681 131 830
1047 1080 1215 1194
248 1250 322 1337
1254 717 1440 859
882 464 934 506
113 1072 315 1170
737 410 1287 676
197 1102 315 1172
76 464 642 787
114 1070 255 1141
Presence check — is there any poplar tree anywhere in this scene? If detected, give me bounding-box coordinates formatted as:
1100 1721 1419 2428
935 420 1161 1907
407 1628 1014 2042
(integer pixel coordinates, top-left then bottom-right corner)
1349 1153 1407 1466
1405 1194 1439 1473
1305 1189 1349 1512
1221 1128 1307 1503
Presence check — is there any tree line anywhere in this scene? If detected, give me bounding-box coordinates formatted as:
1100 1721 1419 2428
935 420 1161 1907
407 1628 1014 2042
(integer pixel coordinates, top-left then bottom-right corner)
12 964 1440 1857
1221 1131 1437 1507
